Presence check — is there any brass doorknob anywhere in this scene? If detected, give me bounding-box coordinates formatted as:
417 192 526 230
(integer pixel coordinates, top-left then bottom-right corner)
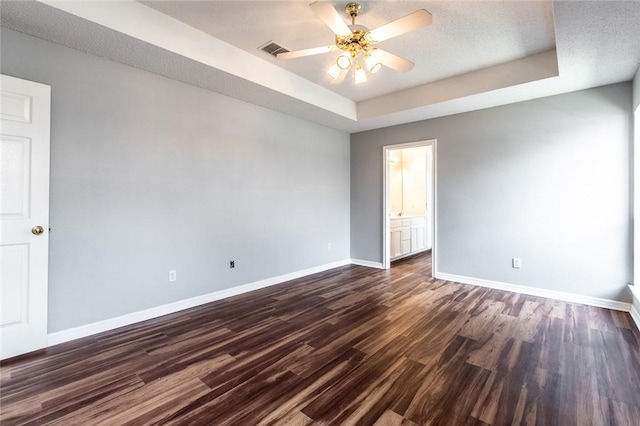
31 226 44 235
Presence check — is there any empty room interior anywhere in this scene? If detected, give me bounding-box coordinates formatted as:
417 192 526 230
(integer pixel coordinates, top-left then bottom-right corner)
1 0 640 424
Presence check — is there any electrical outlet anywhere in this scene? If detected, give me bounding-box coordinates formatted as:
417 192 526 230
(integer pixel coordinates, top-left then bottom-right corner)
512 258 521 269
169 270 177 282
230 260 235 269
327 243 332 252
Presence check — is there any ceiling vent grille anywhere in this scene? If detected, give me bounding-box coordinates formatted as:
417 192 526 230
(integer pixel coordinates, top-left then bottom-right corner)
259 41 289 57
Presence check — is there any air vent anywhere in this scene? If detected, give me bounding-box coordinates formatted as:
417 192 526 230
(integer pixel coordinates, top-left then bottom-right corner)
259 41 289 57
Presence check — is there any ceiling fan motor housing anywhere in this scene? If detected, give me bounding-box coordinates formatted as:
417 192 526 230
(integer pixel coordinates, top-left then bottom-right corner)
335 29 373 59
336 3 373 61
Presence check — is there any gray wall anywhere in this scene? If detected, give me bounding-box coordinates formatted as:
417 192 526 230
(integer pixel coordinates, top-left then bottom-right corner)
634 67 640 112
1 29 350 332
352 83 632 301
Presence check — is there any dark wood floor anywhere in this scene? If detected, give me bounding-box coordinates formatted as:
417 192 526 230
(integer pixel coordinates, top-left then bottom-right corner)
2 252 640 425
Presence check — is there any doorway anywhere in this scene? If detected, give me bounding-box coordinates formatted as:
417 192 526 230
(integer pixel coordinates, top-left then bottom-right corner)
383 140 436 271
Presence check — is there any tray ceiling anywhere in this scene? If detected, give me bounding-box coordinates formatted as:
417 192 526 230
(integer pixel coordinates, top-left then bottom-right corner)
1 1 639 132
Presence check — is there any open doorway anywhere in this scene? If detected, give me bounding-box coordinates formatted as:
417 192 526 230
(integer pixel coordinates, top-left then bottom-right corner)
383 140 436 271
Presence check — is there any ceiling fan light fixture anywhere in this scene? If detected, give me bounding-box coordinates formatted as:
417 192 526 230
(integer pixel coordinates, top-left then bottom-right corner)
327 64 341 80
336 54 351 69
279 2 431 85
365 55 382 74
354 63 367 84
327 64 348 83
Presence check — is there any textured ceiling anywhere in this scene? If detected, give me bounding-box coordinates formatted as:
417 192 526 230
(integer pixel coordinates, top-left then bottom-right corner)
0 1 639 133
142 1 556 102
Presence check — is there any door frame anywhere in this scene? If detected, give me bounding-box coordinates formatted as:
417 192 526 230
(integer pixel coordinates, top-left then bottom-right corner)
382 139 437 271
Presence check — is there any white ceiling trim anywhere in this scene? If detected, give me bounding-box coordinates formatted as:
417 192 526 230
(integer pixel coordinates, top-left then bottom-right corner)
359 49 559 120
40 0 358 121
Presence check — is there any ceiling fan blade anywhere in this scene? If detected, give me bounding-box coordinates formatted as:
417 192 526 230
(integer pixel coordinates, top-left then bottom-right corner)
368 9 432 43
277 45 335 60
310 2 352 37
370 49 415 73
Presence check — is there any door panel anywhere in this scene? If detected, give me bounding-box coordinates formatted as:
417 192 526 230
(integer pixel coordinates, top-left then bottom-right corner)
0 244 29 326
0 74 51 360
1 135 31 218
0 90 31 123
411 227 417 251
391 229 402 258
401 240 411 255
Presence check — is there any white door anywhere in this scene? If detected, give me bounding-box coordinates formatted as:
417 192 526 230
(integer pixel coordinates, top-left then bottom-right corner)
0 74 51 360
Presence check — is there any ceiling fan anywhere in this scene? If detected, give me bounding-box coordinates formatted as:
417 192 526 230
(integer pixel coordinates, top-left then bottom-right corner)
277 2 432 84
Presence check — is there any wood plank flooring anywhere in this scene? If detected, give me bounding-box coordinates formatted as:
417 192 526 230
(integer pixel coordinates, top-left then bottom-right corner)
2 252 640 425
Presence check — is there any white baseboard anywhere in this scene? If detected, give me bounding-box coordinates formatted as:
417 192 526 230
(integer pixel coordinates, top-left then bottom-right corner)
350 258 385 269
629 285 640 331
47 262 637 348
47 259 351 347
435 272 631 312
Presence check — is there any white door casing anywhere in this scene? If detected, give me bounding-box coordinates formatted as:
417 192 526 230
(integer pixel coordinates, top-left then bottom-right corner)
383 140 437 270
0 74 51 360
